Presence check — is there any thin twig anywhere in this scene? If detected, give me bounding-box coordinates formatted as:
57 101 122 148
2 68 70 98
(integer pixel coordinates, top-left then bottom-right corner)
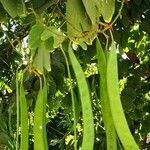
112 0 124 25
109 29 114 42
60 45 77 150
48 125 64 136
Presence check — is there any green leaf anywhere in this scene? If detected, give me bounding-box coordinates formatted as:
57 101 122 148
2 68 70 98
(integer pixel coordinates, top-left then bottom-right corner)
96 38 117 150
0 0 17 18
41 27 55 41
53 34 65 49
33 42 51 74
100 0 115 23
106 43 139 149
44 37 54 52
0 0 25 18
68 45 94 150
82 0 100 24
0 3 7 22
29 23 45 50
0 114 7 133
20 84 28 150
78 41 87 50
0 132 14 149
32 0 47 9
66 0 97 45
17 0 26 16
23 13 36 25
41 26 65 48
32 0 53 14
66 0 92 36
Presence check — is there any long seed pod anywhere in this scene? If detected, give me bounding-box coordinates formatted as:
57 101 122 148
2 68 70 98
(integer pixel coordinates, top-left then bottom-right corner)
96 38 117 150
16 70 19 150
20 80 28 150
68 45 94 150
34 77 48 150
107 42 139 150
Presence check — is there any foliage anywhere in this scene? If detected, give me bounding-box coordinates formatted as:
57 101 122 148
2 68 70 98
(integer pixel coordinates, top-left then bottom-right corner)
0 0 149 150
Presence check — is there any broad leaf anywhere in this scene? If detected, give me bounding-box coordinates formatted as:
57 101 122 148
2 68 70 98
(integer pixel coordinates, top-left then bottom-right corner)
0 0 17 18
0 3 7 22
66 0 97 45
32 0 47 9
17 0 26 16
41 27 55 41
66 0 92 36
100 0 115 23
41 26 65 48
0 0 25 18
82 0 100 24
0 132 14 149
33 42 51 74
44 37 54 52
29 23 45 50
